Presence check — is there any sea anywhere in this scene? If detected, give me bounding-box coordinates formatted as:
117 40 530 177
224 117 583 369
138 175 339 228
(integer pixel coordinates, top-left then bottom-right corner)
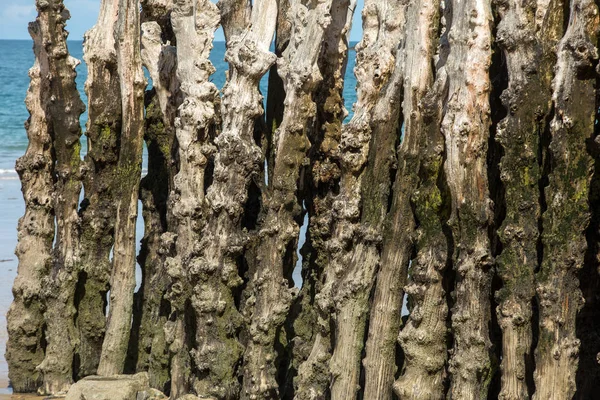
0 39 358 394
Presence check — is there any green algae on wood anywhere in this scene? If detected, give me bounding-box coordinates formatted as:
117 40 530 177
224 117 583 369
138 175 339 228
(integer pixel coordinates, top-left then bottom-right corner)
492 0 564 395
533 0 599 396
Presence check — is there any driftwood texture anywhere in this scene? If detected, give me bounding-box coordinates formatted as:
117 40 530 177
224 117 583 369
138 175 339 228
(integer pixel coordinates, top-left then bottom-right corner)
7 0 600 399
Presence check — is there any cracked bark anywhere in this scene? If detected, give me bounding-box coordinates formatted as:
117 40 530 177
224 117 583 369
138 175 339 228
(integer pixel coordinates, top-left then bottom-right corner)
33 0 85 394
97 0 147 376
327 3 405 399
366 0 444 398
75 0 122 378
239 1 335 398
6 14 55 395
130 4 179 389
294 2 406 399
441 0 496 397
284 1 354 397
492 0 563 396
164 0 220 397
533 0 599 397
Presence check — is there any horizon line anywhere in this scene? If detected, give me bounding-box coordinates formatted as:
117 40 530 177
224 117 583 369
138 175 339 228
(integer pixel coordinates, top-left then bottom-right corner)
0 39 360 43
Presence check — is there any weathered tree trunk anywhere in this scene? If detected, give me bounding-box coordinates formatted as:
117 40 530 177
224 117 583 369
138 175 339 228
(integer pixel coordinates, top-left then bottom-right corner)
533 0 599 397
294 2 405 398
575 103 600 399
368 0 444 398
263 1 293 393
493 0 563 396
393 79 448 400
130 5 179 388
240 2 344 398
75 0 122 378
442 0 495 397
165 0 221 396
131 90 174 388
265 0 291 152
34 0 85 393
97 0 147 376
283 2 354 397
309 2 406 398
141 0 176 33
6 16 55 395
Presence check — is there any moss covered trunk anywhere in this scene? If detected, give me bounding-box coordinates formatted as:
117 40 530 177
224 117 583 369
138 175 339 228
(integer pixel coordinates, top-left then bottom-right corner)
533 0 599 397
381 0 446 398
9 0 600 396
293 2 406 399
394 78 449 400
285 2 354 397
97 0 147 376
34 0 85 394
240 1 335 398
493 0 563 396
327 3 405 399
130 3 179 389
75 0 122 378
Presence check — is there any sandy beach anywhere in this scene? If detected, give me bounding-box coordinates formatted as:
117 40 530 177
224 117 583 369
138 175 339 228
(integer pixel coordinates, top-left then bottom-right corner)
0 178 23 396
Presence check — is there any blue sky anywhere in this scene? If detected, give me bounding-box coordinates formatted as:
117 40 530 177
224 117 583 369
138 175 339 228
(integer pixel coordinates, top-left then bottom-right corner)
0 0 364 42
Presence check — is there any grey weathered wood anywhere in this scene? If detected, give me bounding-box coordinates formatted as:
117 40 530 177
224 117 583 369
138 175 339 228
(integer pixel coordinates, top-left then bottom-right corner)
75 0 122 378
165 0 221 396
442 0 495 397
97 0 147 376
533 0 599 397
6 10 56 394
294 1 407 398
368 0 443 398
131 5 179 389
285 1 354 397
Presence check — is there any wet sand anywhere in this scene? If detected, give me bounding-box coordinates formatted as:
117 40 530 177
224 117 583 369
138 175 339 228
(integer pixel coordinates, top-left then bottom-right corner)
0 178 22 396
0 394 43 400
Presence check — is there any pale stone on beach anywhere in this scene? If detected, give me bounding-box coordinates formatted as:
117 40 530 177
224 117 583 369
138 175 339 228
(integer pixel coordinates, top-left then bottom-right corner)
64 373 151 400
136 388 169 400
